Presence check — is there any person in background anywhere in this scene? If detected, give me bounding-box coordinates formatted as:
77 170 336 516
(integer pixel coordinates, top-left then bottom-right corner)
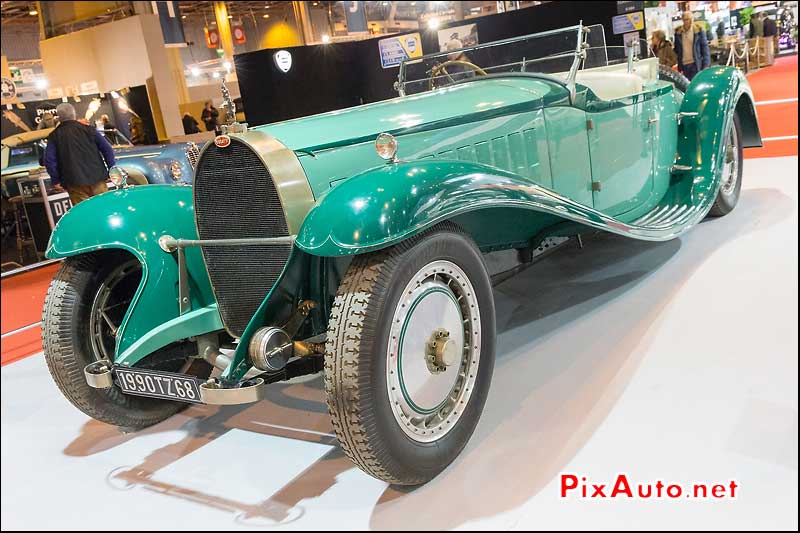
651 30 678 68
763 15 778 55
674 11 711 80
201 101 219 132
44 103 115 205
100 114 115 130
716 21 726 42
182 112 200 134
128 114 145 145
751 12 765 39
37 110 56 130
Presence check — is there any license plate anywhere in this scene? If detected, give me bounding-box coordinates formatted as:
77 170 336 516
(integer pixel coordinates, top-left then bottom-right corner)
115 366 203 404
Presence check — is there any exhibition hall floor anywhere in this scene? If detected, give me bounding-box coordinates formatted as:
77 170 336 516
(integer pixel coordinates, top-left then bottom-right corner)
2 154 797 530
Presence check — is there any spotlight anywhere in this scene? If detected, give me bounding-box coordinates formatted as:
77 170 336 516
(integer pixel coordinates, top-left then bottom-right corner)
321 34 330 44
29 9 38 16
191 67 200 77
263 13 270 18
212 71 221 79
428 18 440 30
223 61 232 71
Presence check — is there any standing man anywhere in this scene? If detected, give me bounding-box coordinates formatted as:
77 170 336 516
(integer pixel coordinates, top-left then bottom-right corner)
763 15 778 57
44 103 115 205
201 101 219 132
674 11 711 80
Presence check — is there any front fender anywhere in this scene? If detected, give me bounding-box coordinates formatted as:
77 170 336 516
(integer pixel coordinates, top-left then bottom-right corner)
46 185 221 363
675 66 761 189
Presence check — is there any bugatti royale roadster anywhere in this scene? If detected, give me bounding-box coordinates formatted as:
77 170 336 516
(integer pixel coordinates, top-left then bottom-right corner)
42 24 760 485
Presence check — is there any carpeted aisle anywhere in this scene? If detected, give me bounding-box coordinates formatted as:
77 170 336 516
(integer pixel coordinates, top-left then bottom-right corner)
0 264 58 365
744 55 798 159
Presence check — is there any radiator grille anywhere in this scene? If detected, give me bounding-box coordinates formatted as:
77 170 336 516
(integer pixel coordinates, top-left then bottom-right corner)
186 143 200 168
193 138 291 337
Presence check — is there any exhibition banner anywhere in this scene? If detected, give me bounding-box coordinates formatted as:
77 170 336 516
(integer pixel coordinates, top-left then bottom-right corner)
378 33 423 68
344 1 368 34
438 23 479 52
151 1 187 47
612 11 645 34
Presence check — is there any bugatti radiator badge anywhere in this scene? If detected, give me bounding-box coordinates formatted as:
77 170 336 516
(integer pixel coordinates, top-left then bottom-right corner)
214 135 231 148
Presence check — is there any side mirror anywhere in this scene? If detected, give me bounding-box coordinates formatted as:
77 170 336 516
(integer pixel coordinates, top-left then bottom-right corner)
109 166 129 188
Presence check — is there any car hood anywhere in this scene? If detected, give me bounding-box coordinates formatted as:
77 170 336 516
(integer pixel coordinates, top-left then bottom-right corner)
255 77 569 154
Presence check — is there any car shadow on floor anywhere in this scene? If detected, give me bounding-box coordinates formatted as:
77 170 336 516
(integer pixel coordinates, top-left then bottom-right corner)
60 188 794 528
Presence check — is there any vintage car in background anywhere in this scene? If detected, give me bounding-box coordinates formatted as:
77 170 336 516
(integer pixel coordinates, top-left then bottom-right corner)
1 127 199 187
42 24 760 485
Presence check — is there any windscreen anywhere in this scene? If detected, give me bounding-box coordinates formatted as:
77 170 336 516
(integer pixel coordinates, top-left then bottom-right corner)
398 25 583 95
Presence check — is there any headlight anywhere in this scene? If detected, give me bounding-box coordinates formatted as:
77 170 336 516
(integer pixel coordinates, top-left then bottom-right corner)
375 132 398 161
109 166 128 187
169 161 183 180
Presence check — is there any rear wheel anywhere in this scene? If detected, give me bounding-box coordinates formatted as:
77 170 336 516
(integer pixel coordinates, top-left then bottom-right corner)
325 224 496 485
42 250 209 430
708 115 743 217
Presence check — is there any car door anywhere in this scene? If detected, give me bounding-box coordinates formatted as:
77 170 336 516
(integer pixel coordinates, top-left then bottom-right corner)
586 94 656 216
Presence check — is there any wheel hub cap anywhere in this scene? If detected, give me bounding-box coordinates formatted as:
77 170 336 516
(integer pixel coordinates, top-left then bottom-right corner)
386 260 481 443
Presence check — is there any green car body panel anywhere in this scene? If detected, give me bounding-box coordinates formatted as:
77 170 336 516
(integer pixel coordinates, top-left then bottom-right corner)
46 185 222 364
46 64 760 379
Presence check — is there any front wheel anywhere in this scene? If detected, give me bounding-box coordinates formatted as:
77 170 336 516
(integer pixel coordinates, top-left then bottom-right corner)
42 250 209 430
325 224 496 485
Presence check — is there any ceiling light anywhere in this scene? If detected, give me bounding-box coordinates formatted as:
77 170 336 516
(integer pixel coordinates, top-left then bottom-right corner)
227 14 233 19
263 13 269 18
190 67 200 77
428 18 440 30
223 61 232 70
212 71 221 79
181 14 186 19
29 9 38 16
321 34 330 44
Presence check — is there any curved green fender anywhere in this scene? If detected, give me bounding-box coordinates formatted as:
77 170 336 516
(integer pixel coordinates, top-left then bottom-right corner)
295 67 760 258
46 185 222 365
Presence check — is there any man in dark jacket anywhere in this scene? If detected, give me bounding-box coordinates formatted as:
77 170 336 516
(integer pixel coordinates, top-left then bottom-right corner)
674 11 711 80
44 103 115 205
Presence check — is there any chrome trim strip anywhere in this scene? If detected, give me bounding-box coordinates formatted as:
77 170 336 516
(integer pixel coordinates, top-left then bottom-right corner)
159 235 296 252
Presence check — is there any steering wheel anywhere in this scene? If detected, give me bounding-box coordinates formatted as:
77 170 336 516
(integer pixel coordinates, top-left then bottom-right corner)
428 60 487 90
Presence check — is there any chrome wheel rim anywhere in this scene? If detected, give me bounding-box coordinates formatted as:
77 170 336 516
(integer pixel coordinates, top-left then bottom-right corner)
386 260 481 443
720 121 739 196
89 260 141 362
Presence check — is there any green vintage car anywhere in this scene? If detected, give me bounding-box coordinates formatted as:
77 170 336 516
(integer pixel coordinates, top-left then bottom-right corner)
42 25 760 485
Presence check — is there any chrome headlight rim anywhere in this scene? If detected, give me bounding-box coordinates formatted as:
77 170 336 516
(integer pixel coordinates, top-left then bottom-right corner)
108 166 128 188
169 160 183 181
375 132 398 162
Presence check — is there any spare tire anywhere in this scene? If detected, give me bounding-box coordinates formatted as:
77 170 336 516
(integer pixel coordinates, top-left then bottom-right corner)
658 65 689 92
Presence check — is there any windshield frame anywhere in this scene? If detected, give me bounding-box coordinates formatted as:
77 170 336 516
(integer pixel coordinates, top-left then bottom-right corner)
396 23 586 100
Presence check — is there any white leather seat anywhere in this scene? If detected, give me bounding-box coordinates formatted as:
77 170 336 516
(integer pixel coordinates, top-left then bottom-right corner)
575 71 644 101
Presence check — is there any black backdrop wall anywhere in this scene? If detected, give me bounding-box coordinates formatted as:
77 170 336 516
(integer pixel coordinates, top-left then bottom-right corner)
236 1 624 127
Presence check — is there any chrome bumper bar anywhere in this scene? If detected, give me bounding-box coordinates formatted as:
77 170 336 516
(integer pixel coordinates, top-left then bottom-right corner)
83 361 266 405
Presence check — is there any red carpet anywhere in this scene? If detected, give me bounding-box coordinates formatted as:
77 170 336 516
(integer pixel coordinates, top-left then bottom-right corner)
744 55 798 159
1 264 59 365
1 57 797 365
